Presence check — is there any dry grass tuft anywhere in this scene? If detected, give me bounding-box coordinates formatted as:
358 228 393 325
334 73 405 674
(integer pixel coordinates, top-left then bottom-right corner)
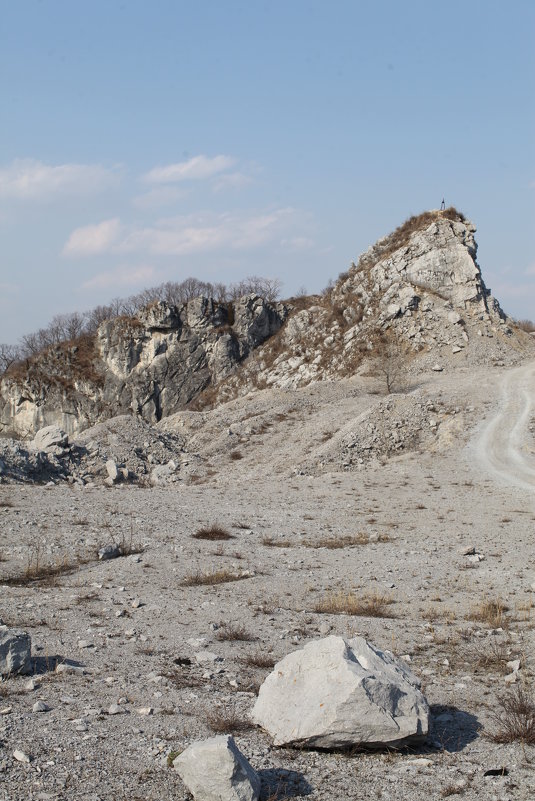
262 536 293 548
468 597 508 628
302 533 369 549
206 707 254 733
314 590 395 617
240 652 276 669
192 525 235 541
229 450 243 461
215 624 255 642
0 499 14 508
487 685 535 744
181 569 250 587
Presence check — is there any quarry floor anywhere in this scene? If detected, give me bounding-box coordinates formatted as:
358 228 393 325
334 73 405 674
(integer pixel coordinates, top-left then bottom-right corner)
0 361 534 801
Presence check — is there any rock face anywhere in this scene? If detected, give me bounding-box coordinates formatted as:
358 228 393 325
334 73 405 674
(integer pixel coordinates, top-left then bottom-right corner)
252 635 429 748
173 735 260 801
0 294 286 438
0 627 32 676
211 210 531 401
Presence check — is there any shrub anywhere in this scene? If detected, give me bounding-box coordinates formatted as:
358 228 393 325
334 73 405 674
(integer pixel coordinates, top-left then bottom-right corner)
192 525 235 541
488 685 535 744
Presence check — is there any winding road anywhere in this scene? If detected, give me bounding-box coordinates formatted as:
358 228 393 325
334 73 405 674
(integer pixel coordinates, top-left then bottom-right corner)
474 361 535 492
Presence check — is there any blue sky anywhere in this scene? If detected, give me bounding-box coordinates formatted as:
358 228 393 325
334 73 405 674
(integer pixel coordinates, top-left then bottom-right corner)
1 0 533 342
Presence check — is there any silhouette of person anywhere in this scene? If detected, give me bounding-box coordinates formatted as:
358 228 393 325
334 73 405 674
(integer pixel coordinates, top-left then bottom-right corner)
440 198 445 210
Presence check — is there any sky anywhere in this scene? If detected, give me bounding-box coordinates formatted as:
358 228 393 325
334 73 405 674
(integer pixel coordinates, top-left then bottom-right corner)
0 0 534 343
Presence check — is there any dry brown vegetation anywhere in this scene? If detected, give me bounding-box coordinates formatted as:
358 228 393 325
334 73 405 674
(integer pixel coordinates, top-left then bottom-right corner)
240 652 276 669
181 569 250 587
191 525 235 541
302 533 369 549
487 685 535 744
314 590 395 617
515 319 535 333
215 624 255 641
468 597 508 628
206 707 255 734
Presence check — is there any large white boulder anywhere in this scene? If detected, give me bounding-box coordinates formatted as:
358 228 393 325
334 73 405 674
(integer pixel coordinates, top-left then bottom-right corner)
173 735 260 801
32 425 68 453
252 635 429 748
0 626 32 676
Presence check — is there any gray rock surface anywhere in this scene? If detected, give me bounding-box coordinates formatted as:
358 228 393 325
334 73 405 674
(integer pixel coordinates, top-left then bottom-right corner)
31 425 68 453
173 734 260 801
0 627 32 676
252 635 429 748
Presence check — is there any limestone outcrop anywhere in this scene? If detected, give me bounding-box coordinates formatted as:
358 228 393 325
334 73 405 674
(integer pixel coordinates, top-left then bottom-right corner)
0 294 286 438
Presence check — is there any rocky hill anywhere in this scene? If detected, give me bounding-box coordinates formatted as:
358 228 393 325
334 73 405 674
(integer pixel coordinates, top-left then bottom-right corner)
1 208 532 440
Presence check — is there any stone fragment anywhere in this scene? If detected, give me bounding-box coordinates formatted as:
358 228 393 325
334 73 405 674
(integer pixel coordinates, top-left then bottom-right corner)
13 750 30 763
252 635 429 748
98 544 121 560
105 459 119 482
150 460 177 486
173 734 260 801
32 701 50 713
0 627 31 676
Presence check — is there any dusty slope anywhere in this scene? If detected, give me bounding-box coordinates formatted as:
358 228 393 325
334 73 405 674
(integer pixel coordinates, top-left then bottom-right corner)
0 361 534 801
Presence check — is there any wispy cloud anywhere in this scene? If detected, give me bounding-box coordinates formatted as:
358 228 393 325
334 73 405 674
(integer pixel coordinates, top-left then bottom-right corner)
63 218 121 256
143 155 235 184
81 264 159 291
64 208 299 258
0 159 119 200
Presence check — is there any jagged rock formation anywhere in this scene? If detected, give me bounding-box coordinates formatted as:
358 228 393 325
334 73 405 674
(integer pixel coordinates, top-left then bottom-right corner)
0 294 286 438
1 209 532 439
209 209 530 401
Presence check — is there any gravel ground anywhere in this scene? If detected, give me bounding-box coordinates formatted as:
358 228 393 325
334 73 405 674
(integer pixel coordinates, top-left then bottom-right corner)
0 361 534 801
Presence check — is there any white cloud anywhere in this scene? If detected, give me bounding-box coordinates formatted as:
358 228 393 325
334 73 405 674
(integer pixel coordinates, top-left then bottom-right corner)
63 208 300 259
63 218 121 256
0 159 119 200
82 265 159 291
117 208 297 256
143 155 235 184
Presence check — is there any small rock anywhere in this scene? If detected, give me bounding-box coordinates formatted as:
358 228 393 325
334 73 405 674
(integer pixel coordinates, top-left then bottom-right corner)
0 627 32 676
98 544 121 561
108 704 123 715
32 701 50 713
173 734 260 801
194 651 222 664
136 707 153 716
13 750 31 764
432 364 443 372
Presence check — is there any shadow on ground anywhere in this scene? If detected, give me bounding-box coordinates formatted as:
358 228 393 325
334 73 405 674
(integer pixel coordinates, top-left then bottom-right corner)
259 768 313 800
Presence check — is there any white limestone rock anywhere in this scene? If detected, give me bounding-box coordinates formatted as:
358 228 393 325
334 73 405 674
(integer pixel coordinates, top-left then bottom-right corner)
173 734 260 801
0 627 32 676
32 425 68 453
252 635 429 748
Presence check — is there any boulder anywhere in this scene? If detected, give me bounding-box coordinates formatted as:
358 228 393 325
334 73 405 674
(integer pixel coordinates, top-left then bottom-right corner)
149 460 177 485
252 635 429 748
0 627 32 676
173 735 260 801
32 425 68 453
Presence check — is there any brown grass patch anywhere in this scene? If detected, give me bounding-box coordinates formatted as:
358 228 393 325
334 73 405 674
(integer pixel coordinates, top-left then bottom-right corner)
468 597 508 628
181 569 250 587
302 533 369 549
229 450 243 461
314 590 395 617
262 536 293 548
192 525 235 541
0 499 14 508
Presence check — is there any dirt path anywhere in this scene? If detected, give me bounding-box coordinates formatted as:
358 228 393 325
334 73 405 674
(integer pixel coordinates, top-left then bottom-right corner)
473 361 535 492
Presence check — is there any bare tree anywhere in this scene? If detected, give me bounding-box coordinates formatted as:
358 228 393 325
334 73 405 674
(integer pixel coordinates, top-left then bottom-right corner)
372 334 407 394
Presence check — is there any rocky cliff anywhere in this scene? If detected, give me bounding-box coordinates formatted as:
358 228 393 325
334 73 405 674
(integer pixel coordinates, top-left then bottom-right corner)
0 294 286 438
207 209 531 401
1 208 532 439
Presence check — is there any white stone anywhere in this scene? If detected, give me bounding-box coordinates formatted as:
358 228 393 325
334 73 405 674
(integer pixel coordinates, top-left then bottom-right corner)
13 750 30 763
194 651 222 664
0 627 32 676
32 701 50 713
252 635 429 748
105 459 119 482
173 735 260 801
32 425 68 453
